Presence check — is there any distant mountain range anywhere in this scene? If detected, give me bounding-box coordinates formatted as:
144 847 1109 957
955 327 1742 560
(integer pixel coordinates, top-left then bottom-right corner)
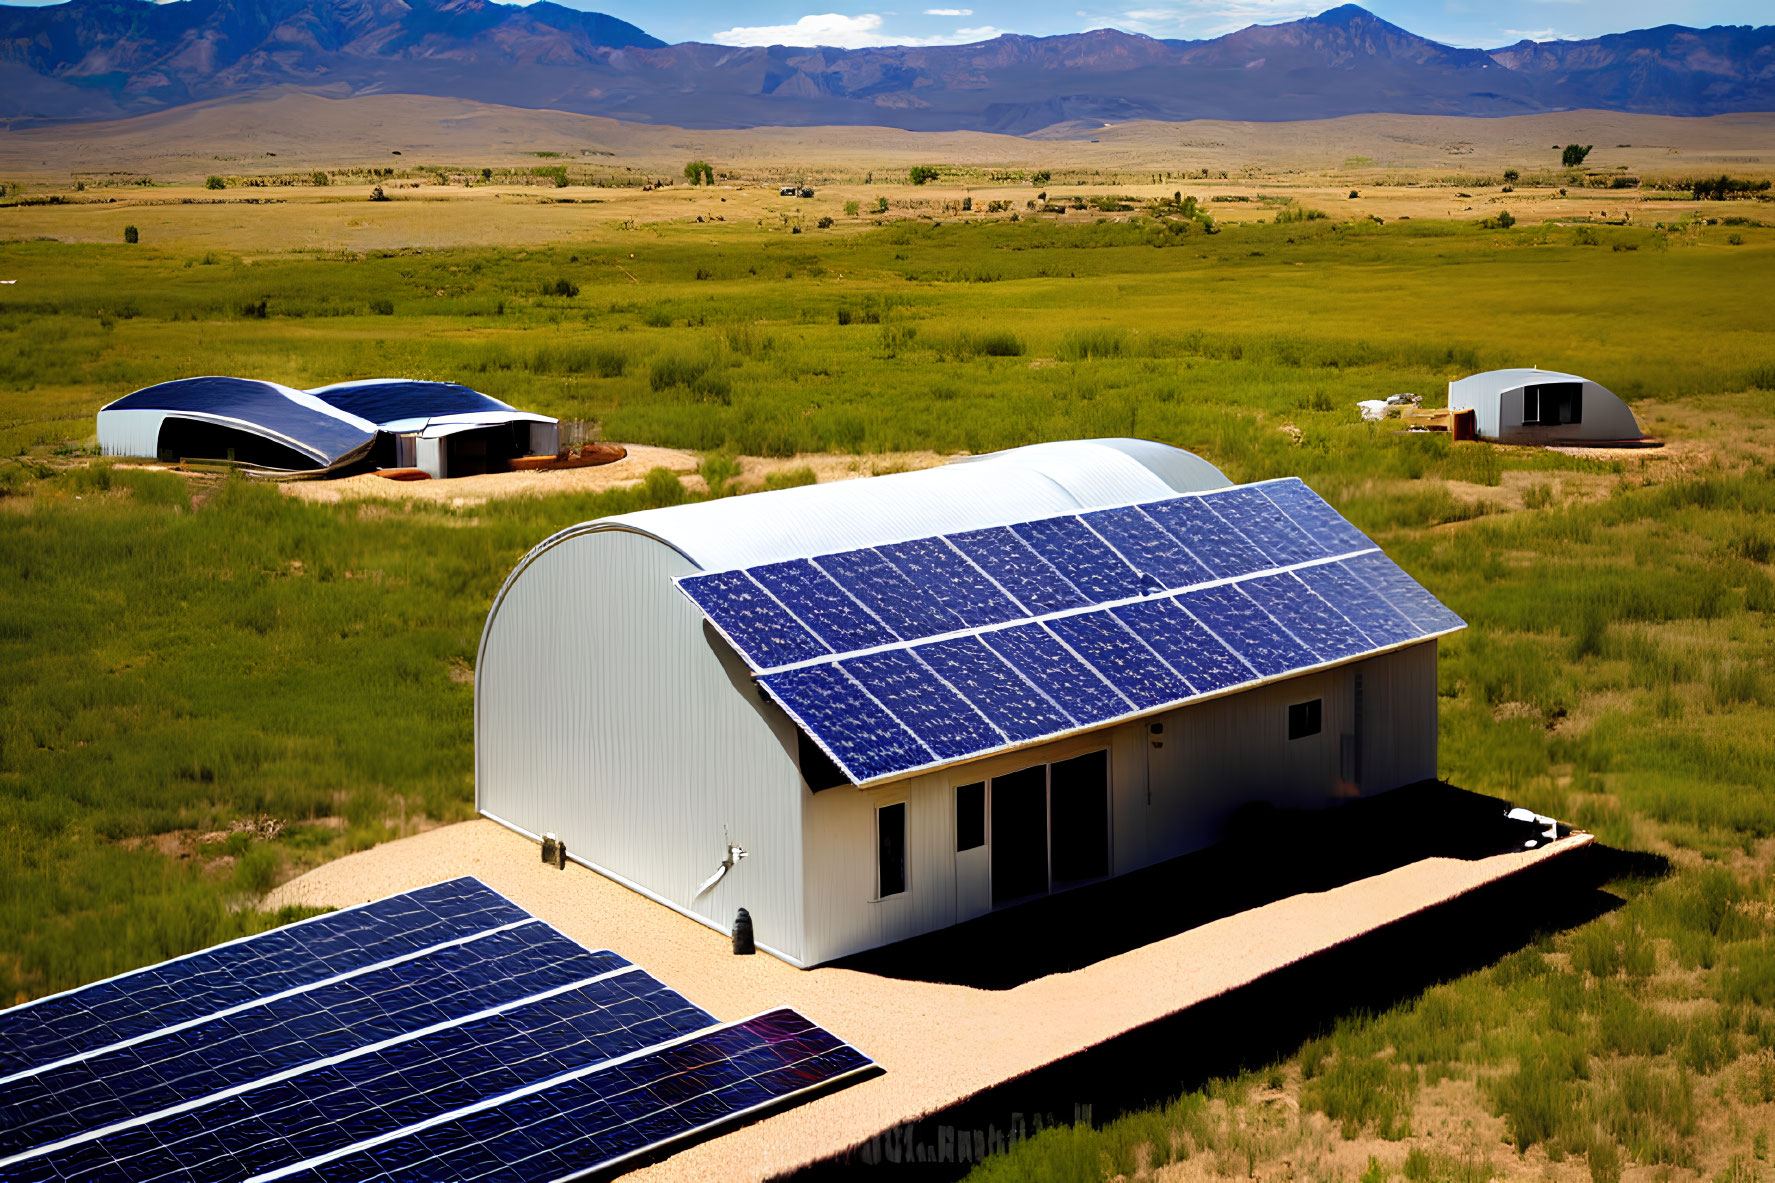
2 0 1771 131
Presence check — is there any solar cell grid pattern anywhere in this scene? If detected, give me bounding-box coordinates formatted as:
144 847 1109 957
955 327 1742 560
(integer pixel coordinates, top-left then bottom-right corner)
0 879 873 1183
675 477 1465 785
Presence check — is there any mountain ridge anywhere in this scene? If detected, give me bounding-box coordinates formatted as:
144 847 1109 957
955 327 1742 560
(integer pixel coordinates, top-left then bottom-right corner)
1 0 1770 131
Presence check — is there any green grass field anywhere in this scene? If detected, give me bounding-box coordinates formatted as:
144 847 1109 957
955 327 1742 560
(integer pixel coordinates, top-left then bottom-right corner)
3 206 1774 1181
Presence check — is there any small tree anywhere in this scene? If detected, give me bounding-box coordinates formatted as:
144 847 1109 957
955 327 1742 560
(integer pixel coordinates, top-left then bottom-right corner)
683 160 714 186
1030 170 1051 186
123 224 138 244
370 185 389 202
1497 209 1516 228
553 172 569 188
961 196 972 212
909 165 939 185
480 167 492 181
205 175 225 190
310 170 329 186
874 196 888 213
1503 168 1520 184
1561 144 1593 168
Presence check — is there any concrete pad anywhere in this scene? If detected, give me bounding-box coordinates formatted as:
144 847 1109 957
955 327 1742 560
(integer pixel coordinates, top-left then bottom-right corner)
266 817 1592 1182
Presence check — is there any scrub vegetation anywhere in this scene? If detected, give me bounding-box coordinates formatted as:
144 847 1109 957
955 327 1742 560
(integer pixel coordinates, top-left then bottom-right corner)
2 203 1774 1183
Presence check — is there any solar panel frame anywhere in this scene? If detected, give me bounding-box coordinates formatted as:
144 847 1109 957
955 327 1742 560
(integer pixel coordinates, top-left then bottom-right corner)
746 558 898 654
945 526 1088 616
0 878 528 1081
758 664 934 783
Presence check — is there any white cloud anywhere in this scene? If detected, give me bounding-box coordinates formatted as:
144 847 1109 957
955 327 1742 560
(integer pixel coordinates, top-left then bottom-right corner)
711 12 1004 46
1502 26 1571 39
1112 0 1324 38
924 7 974 13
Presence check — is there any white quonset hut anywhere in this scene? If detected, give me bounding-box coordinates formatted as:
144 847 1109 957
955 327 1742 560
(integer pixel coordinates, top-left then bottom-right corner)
1447 368 1645 444
476 439 1464 967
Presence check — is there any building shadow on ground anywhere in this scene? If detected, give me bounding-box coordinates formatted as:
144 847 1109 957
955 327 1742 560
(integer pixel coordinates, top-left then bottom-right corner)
792 830 1664 1180
833 781 1636 990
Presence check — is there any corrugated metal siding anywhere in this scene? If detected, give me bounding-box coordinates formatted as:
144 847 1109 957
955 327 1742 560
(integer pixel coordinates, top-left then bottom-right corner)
96 409 167 459
1448 372 1640 443
476 529 808 963
592 439 1231 571
1353 642 1438 792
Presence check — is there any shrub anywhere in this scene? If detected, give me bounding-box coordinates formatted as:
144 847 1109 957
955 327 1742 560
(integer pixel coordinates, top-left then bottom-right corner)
1563 144 1594 167
1504 168 1521 183
909 165 939 185
542 277 579 297
205 176 225 190
874 196 888 213
1274 204 1328 224
836 308 852 325
649 352 713 391
1057 327 1127 361
1349 189 1360 199
961 196 972 212
368 299 394 316
370 186 389 202
310 171 329 187
122 224 138 244
682 160 713 186
1030 170 1051 186
763 466 818 491
935 330 1025 360
1303 1054 1416 1139
816 216 833 229
844 200 859 216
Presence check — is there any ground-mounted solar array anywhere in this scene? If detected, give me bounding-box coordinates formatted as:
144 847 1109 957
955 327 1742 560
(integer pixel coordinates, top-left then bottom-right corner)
676 477 1464 785
0 878 873 1183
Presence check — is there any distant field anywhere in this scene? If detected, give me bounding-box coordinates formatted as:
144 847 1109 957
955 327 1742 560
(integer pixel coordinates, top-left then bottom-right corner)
3 168 1775 1183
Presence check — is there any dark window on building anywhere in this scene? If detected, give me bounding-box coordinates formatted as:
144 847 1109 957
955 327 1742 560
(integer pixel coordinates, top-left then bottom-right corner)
1523 382 1582 427
797 730 847 792
1288 699 1322 740
955 782 985 851
877 802 906 898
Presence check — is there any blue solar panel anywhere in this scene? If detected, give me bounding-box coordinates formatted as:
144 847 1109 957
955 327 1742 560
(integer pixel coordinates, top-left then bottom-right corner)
676 569 830 670
1139 495 1271 578
267 1010 874 1183
839 650 1003 760
0 882 875 1183
1239 573 1374 661
1080 505 1213 589
1009 516 1142 603
748 559 896 654
1177 585 1320 677
103 377 376 469
15 971 713 1183
0 925 625 1161
1342 553 1466 634
814 547 963 641
946 527 1087 615
1199 487 1326 565
671 479 1461 785
0 878 526 1081
1259 478 1373 556
1046 611 1190 710
875 537 1023 629
1294 562 1424 647
980 623 1130 726
913 636 1073 742
759 664 933 781
1111 598 1254 695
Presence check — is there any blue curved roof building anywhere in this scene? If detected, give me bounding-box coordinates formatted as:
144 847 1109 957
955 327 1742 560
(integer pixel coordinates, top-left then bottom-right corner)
98 377 559 477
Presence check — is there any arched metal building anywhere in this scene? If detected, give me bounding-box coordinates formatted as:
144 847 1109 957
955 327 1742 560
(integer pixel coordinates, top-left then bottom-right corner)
1447 368 1644 444
475 439 1463 966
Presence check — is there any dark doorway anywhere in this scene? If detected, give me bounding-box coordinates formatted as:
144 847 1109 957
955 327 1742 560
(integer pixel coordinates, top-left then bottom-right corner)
1049 751 1109 886
1524 382 1582 427
989 766 1047 905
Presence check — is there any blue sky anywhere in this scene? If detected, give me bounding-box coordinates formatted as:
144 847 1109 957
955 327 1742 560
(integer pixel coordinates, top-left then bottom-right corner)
10 0 1765 49
584 0 1768 48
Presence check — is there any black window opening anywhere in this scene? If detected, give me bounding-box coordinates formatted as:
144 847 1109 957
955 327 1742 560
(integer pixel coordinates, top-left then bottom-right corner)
988 750 1110 906
1522 382 1582 427
1288 698 1323 740
955 782 986 852
877 802 907 899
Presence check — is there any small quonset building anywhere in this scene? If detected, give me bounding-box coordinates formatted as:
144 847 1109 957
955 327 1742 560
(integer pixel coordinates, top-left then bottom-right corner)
97 376 557 476
475 440 1464 966
1447 368 1645 445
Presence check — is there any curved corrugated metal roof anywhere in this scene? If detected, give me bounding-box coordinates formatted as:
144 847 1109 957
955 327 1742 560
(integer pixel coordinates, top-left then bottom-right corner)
305 380 551 434
1451 368 1592 392
596 439 1232 571
98 377 378 468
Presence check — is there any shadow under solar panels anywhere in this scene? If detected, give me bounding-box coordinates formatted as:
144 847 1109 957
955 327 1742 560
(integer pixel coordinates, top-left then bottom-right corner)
0 880 875 1183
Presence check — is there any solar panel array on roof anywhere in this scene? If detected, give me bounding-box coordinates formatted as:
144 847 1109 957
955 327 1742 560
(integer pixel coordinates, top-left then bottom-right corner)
0 879 872 1183
676 477 1464 785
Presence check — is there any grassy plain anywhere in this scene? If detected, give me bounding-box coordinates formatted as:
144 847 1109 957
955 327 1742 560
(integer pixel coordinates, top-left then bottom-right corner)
2 111 1775 1183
